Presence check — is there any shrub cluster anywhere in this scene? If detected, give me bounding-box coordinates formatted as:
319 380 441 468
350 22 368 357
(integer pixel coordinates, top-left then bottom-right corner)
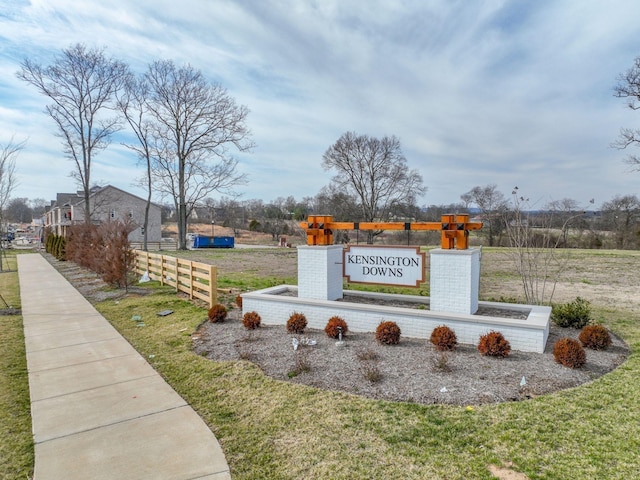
208 304 228 323
286 312 307 334
553 338 586 368
56 221 136 288
552 297 591 328
242 311 261 330
478 331 511 357
430 325 457 351
579 325 611 350
376 321 401 345
324 316 348 339
45 232 66 260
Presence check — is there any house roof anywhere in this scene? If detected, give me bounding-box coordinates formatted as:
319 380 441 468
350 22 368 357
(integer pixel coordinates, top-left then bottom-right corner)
53 192 82 208
50 185 161 209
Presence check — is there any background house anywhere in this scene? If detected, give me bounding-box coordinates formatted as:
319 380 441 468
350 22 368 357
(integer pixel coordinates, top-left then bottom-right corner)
44 186 162 243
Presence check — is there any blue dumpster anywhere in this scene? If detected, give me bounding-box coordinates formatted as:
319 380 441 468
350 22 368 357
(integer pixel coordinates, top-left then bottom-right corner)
192 235 234 248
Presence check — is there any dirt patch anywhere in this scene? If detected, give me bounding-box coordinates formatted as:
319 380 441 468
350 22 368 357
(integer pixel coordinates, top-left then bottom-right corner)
488 463 530 480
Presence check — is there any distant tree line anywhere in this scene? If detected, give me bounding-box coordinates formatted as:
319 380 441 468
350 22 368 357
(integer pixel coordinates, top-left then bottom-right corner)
148 184 639 250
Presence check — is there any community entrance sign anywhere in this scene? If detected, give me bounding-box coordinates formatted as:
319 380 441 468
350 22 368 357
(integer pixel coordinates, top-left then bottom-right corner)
344 245 425 287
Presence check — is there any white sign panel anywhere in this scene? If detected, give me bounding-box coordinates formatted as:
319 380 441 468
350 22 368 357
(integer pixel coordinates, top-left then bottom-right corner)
343 245 426 287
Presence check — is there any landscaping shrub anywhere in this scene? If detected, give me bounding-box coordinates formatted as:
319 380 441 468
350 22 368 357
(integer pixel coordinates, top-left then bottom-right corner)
376 321 401 345
242 311 261 330
552 297 591 328
478 331 511 357
579 324 612 350
325 316 348 339
208 304 228 323
430 325 457 351
235 295 243 308
553 337 586 368
286 312 307 334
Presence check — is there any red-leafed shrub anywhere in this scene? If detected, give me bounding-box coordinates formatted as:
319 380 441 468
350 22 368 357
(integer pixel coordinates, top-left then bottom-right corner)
208 304 228 323
478 331 511 357
242 311 261 330
286 312 307 334
579 325 611 350
553 337 586 368
235 295 243 308
376 321 401 345
325 316 348 339
430 325 457 351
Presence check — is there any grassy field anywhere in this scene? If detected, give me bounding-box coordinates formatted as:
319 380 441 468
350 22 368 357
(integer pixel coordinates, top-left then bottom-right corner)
4 248 640 479
0 252 33 480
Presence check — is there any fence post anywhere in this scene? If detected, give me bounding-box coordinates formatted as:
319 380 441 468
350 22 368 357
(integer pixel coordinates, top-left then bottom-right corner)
189 260 194 300
173 256 178 293
209 265 217 307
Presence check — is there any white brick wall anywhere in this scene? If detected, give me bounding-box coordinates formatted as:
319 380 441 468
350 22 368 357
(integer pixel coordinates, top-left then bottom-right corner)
242 287 551 353
430 248 480 314
297 245 344 300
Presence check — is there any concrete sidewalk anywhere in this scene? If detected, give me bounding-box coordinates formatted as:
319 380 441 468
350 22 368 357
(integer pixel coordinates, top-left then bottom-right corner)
18 254 231 480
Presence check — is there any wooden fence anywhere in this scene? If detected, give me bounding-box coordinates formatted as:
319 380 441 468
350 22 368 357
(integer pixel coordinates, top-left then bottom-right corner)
133 250 217 307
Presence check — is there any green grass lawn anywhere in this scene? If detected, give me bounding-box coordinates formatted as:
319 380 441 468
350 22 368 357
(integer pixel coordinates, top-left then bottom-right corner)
94 277 640 479
0 252 34 480
5 249 640 479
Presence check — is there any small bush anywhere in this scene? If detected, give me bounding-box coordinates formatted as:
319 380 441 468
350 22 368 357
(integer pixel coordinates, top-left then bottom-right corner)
579 325 611 350
553 337 586 368
242 311 261 330
552 297 591 328
208 304 228 323
235 295 243 308
286 312 307 334
355 347 379 362
432 351 453 372
430 325 457 351
325 316 348 339
289 349 311 377
376 321 401 345
361 363 382 383
478 331 511 357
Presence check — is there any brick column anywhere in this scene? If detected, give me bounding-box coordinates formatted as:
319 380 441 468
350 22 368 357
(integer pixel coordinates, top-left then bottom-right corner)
430 248 481 314
297 245 344 300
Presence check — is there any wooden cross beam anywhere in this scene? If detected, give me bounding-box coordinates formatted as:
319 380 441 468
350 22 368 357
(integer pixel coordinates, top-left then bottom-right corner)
300 214 482 249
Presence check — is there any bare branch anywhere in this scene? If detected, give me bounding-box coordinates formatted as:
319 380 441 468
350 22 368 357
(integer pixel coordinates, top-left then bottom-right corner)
17 43 128 220
322 131 426 243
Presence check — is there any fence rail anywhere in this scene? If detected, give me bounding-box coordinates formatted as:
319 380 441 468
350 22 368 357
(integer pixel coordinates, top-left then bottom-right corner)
133 250 217 307
130 240 178 251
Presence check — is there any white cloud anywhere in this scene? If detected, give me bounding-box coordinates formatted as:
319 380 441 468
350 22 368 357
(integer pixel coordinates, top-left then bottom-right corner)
1 0 640 209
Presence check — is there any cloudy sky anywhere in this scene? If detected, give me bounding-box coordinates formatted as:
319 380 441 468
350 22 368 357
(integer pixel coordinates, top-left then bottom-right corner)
1 0 640 210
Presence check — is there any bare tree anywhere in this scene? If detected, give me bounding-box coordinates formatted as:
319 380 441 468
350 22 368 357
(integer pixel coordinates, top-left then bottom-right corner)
600 194 640 249
5 198 32 223
503 188 586 305
17 44 128 221
461 184 508 246
117 71 154 250
144 60 253 249
0 138 21 271
322 132 426 243
545 197 585 247
313 184 360 221
613 56 640 169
